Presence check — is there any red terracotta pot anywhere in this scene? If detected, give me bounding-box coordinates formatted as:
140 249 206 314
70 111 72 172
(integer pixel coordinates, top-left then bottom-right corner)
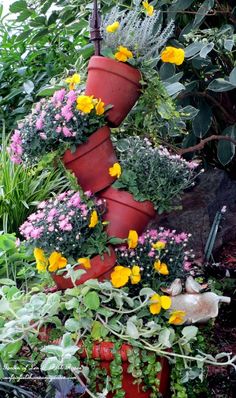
85 56 142 127
98 187 156 239
79 342 170 398
51 247 116 290
63 126 117 194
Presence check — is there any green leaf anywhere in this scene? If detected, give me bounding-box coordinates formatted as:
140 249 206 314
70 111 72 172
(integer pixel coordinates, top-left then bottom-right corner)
181 326 198 342
37 85 65 97
126 320 139 339
2 341 22 358
199 42 214 58
65 318 81 332
192 101 212 138
185 42 204 58
207 78 235 92
165 82 185 96
180 106 199 120
41 357 61 371
23 80 34 94
193 0 215 29
10 1 27 13
30 29 49 44
91 320 108 340
84 291 100 310
217 125 236 166
229 67 236 86
0 279 16 286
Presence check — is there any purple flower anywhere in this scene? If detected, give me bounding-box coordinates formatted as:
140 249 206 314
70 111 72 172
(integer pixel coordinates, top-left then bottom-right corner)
52 89 66 103
62 126 73 137
36 118 44 130
61 105 73 122
67 90 77 103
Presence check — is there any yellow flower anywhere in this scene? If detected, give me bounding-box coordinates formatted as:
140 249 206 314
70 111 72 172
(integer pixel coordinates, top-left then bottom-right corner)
111 265 132 288
65 73 81 90
76 95 94 113
130 265 141 284
152 241 166 250
77 257 91 269
149 293 172 315
161 47 185 66
106 21 120 33
48 251 67 272
109 162 121 179
95 98 105 115
169 310 186 325
128 230 138 249
154 260 169 275
114 46 133 63
89 210 98 228
142 1 154 17
34 247 48 273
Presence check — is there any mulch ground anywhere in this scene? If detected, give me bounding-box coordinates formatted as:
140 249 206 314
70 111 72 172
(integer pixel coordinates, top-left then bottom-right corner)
206 241 236 398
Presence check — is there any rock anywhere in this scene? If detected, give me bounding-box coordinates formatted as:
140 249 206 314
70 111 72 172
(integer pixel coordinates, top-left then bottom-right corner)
149 168 236 259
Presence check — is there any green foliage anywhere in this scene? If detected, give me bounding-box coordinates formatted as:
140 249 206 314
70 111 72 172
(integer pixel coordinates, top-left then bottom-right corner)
0 0 91 134
113 136 199 212
0 233 35 284
0 129 72 235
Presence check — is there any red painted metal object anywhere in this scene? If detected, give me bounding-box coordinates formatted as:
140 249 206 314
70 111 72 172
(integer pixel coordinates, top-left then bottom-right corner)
98 187 156 239
63 126 117 194
85 56 142 127
51 247 116 290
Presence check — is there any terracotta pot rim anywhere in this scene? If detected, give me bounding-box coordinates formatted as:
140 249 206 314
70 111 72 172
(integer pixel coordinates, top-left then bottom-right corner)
100 186 156 218
63 125 111 163
88 56 142 87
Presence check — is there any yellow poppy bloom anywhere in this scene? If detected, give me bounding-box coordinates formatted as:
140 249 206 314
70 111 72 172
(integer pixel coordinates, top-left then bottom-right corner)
89 210 98 228
109 162 121 178
34 247 48 272
106 21 120 33
128 230 138 249
111 265 132 288
114 46 133 63
48 251 67 272
168 310 186 325
161 47 185 66
77 257 91 269
154 260 169 275
152 241 166 250
130 265 141 284
95 98 105 115
142 1 154 17
149 293 172 315
76 95 94 113
65 73 81 90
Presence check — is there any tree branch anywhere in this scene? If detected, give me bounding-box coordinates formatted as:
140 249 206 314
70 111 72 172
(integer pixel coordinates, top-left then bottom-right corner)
178 135 236 155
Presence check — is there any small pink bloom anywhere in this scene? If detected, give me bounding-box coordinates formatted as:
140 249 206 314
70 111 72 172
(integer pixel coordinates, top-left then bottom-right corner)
39 133 47 140
55 114 61 121
183 261 192 271
62 126 73 137
36 118 44 130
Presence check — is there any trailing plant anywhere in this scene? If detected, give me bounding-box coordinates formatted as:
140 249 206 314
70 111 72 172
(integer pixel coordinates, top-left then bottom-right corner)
0 279 235 397
8 83 108 165
111 136 200 212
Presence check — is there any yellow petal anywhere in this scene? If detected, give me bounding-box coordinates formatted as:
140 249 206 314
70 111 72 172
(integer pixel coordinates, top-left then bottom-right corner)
89 210 98 228
168 310 186 325
160 295 172 310
152 241 166 250
106 21 120 33
128 230 138 249
77 257 91 269
109 162 121 178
